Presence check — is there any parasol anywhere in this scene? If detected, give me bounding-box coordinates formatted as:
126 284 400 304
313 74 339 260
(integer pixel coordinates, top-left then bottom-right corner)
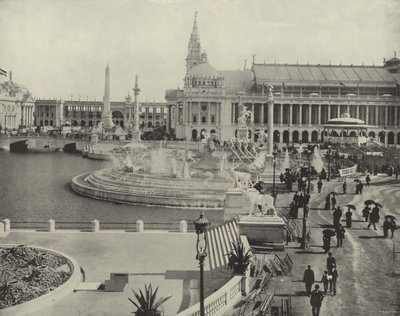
353 179 360 182
330 192 336 195
322 229 336 237
364 200 375 206
384 215 396 220
374 202 383 208
346 204 356 210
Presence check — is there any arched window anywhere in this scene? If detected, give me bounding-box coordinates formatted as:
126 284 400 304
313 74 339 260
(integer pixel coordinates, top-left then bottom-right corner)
273 130 280 143
311 131 318 143
283 130 289 143
292 131 299 143
388 132 394 144
192 129 198 141
44 120 48 126
302 131 309 143
49 120 53 126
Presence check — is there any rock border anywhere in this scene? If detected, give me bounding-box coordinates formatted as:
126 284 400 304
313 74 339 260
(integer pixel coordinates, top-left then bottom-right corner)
0 244 81 316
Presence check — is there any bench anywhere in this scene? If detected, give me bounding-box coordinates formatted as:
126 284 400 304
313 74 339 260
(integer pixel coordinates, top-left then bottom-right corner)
245 291 275 316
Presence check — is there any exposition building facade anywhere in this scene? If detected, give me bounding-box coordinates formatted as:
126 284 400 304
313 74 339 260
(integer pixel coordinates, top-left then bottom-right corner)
166 15 400 146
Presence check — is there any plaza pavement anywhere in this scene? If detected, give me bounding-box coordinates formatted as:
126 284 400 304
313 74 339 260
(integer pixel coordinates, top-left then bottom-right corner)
0 231 228 316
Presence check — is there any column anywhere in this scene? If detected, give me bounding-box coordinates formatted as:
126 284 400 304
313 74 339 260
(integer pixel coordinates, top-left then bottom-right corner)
395 107 398 127
328 104 331 120
289 104 293 125
375 106 378 126
337 105 340 118
260 104 264 124
318 105 321 125
267 97 274 155
207 102 211 125
251 103 254 118
299 104 302 125
280 104 283 125
216 103 219 125
346 105 350 114
308 104 312 126
356 105 359 119
198 102 201 125
385 106 388 126
366 106 369 124
232 103 236 124
188 102 192 124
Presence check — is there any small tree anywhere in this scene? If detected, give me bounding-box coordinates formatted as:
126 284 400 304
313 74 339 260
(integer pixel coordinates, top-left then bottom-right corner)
129 284 172 316
227 240 252 274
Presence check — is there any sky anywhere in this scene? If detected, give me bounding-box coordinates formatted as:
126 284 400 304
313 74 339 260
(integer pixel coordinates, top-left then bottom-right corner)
0 0 399 102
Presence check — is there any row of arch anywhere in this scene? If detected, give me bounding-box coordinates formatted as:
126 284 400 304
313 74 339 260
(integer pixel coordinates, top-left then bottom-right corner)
190 128 400 145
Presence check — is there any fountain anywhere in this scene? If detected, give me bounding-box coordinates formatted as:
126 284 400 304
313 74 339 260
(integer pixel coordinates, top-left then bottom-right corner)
280 149 291 172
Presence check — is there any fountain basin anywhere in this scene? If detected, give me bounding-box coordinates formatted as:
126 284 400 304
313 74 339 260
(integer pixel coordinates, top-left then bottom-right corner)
71 169 234 209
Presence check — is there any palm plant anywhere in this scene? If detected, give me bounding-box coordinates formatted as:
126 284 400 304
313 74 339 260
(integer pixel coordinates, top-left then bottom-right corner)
128 284 172 316
227 240 253 274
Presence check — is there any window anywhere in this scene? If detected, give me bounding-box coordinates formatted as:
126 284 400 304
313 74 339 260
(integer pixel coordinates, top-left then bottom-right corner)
193 115 197 123
201 105 207 111
202 116 206 123
211 115 215 123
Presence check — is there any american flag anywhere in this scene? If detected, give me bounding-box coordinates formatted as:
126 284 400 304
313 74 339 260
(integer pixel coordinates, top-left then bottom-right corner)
0 68 7 77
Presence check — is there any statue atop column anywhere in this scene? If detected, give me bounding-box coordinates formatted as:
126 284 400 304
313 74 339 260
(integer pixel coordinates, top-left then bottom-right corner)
267 83 274 104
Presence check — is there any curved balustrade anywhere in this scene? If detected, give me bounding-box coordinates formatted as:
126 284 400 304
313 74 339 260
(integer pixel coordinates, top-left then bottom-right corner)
176 276 243 316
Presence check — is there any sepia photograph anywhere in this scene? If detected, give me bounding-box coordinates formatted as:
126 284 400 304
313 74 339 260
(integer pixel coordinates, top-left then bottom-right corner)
0 0 399 315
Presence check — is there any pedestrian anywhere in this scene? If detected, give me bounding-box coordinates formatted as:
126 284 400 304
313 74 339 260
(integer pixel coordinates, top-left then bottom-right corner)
322 235 332 253
324 194 331 210
365 174 371 186
298 192 305 207
383 217 390 238
321 271 329 295
331 194 337 210
342 180 347 194
328 264 339 295
362 206 370 222
280 173 284 183
389 218 397 239
293 192 299 205
335 223 345 248
303 265 315 296
395 168 399 180
359 181 364 194
368 205 380 230
310 284 324 316
355 182 360 194
326 252 336 273
345 208 353 228
333 206 342 228
317 179 323 193
290 201 298 219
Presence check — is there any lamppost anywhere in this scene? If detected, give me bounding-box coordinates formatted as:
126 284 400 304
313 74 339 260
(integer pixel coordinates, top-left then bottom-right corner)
301 149 312 250
272 149 277 205
193 212 211 316
327 145 332 181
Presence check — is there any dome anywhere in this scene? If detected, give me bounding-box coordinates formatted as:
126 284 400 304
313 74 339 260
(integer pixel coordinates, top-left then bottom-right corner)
189 63 220 78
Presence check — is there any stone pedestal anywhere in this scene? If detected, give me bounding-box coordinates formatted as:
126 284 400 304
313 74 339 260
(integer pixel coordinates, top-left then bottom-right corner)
224 189 250 221
91 219 100 232
136 220 144 232
179 220 187 233
3 219 10 232
0 222 4 234
47 219 55 232
237 214 286 250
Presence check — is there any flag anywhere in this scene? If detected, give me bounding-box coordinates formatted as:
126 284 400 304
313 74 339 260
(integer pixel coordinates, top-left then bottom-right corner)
0 68 7 77
339 82 346 87
282 82 287 88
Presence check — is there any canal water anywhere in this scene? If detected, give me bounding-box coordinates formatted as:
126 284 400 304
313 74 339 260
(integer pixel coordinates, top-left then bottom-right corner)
0 151 224 226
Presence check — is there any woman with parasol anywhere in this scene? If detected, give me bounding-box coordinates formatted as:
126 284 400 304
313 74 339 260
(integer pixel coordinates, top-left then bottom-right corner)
363 200 374 222
322 229 335 253
345 205 356 228
385 215 397 238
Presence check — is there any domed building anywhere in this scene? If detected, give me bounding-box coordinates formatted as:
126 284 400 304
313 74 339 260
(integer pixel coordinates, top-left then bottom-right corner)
166 14 400 146
0 71 35 130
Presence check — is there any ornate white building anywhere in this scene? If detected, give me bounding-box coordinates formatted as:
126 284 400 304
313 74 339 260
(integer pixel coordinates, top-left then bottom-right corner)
0 73 35 130
166 15 400 146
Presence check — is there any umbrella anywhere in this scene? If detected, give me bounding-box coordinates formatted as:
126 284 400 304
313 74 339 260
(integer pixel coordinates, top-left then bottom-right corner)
322 229 336 237
346 204 356 210
385 215 396 220
330 192 336 195
364 200 375 206
374 202 383 208
353 179 360 182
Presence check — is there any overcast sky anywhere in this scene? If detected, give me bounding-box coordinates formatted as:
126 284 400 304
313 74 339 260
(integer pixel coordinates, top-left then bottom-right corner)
0 0 399 102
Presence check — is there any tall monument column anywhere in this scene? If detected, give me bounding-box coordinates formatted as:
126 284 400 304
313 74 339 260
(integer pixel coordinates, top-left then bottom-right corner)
102 64 113 128
267 84 274 155
131 74 141 141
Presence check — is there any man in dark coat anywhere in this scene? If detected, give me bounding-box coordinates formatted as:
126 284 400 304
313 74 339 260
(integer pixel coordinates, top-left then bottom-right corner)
331 194 337 210
365 174 371 186
303 265 315 296
368 206 380 230
359 181 364 194
329 264 339 295
310 284 324 316
324 194 331 210
345 209 353 228
333 207 342 228
342 180 347 194
326 252 336 273
335 224 345 248
362 206 370 222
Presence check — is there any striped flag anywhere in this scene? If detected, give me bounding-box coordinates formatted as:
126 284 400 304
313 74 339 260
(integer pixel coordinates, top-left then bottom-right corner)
0 68 7 77
339 82 346 87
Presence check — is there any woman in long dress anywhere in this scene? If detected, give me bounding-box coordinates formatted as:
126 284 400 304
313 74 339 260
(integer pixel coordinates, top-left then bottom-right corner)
324 194 331 210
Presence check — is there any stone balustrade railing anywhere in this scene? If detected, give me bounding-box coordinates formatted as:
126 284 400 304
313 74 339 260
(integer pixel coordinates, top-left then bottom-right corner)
0 219 196 233
176 275 243 316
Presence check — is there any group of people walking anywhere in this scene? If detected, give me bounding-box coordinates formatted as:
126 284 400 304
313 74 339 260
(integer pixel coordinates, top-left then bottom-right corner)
305 252 340 316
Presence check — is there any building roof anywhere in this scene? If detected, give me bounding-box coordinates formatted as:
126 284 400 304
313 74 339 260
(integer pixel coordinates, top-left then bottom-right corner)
252 63 397 88
220 70 254 93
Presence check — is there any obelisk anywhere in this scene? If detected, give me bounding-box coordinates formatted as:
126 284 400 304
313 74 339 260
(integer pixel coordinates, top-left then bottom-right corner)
102 64 112 129
131 74 141 141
